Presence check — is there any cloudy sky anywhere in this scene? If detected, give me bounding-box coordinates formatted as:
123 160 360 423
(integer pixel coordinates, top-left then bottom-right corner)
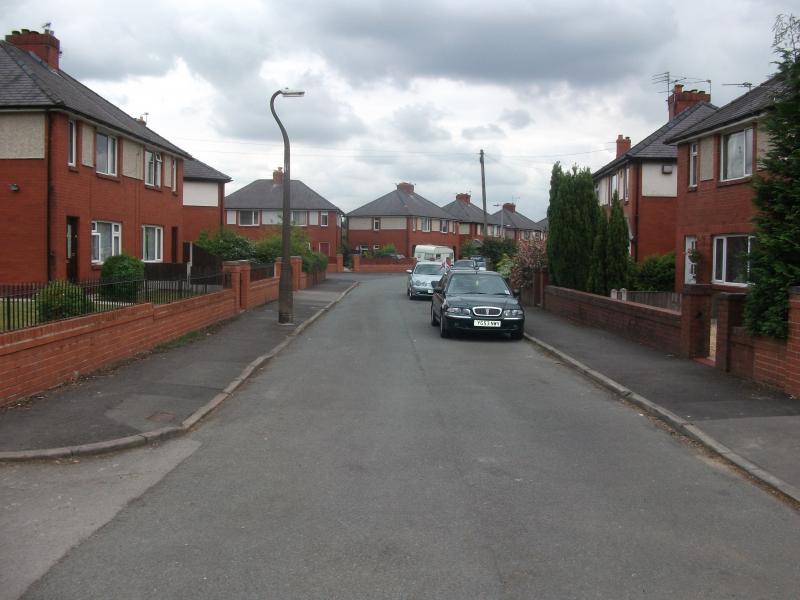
1 0 790 219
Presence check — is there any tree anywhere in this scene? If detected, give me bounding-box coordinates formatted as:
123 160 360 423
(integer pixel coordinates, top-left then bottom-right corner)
195 229 255 261
606 192 630 291
587 210 608 294
546 164 599 291
510 239 548 290
481 238 517 270
745 14 800 338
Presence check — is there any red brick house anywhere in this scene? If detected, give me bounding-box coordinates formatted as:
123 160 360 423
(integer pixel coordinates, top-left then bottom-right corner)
224 169 343 260
183 158 231 242
441 193 489 254
666 77 778 291
0 29 192 283
488 203 545 243
592 85 717 263
347 182 460 257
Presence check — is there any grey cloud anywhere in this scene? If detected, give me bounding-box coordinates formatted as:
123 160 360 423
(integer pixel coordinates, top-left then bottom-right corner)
499 109 532 129
389 104 451 142
462 124 506 140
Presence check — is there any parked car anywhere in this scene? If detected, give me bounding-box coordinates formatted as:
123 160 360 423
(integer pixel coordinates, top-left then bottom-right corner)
406 261 447 299
469 256 488 270
450 259 479 270
430 270 525 339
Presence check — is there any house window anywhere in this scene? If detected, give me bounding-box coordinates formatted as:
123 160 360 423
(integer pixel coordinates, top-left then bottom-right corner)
610 173 617 204
91 221 121 263
623 167 629 201
440 219 448 233
291 211 308 226
171 157 177 191
226 210 237 225
145 150 162 187
373 217 381 231
358 245 369 254
239 210 259 226
689 142 698 187
68 120 76 166
96 132 117 175
142 225 163 262
721 128 753 181
713 234 753 285
421 217 431 232
373 244 381 252
320 212 329 227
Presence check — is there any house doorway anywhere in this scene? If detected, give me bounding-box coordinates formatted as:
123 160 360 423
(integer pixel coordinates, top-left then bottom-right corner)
66 217 79 282
684 235 697 284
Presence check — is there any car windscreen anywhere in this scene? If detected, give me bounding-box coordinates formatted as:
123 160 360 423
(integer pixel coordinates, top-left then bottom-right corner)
452 260 473 267
447 274 510 295
415 264 444 275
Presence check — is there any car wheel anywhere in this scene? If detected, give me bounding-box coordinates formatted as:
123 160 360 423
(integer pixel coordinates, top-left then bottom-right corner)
510 328 524 340
439 314 451 338
407 287 412 299
430 305 438 326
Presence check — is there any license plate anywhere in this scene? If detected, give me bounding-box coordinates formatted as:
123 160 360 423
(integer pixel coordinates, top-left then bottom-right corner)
426 289 433 294
474 320 501 327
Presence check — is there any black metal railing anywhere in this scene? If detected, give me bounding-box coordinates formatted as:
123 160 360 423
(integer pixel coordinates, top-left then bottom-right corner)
250 263 275 282
1 272 229 334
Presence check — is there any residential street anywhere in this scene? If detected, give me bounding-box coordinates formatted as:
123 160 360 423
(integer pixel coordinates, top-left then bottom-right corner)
5 275 800 599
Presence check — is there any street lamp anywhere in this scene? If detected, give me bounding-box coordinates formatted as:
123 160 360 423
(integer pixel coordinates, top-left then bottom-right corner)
270 88 305 324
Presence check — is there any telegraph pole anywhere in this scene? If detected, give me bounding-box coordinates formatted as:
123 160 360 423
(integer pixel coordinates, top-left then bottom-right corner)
480 149 487 236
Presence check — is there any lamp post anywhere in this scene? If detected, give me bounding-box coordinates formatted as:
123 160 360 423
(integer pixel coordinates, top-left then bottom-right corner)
270 88 305 324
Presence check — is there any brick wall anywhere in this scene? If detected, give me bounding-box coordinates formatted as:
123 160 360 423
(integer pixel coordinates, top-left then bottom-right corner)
352 255 416 273
544 286 682 355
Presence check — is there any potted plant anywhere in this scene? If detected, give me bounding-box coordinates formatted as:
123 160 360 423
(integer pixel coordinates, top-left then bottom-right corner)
687 248 702 264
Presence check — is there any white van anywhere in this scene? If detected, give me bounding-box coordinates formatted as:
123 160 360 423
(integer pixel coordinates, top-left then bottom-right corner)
413 245 454 264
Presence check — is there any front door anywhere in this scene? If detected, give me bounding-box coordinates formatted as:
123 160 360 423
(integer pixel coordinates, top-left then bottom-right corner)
66 217 79 282
684 235 697 284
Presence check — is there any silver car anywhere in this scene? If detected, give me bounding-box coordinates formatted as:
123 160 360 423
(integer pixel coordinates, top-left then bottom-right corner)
406 261 447 299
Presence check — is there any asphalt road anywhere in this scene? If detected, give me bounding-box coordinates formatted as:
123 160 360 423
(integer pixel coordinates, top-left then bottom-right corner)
12 275 800 599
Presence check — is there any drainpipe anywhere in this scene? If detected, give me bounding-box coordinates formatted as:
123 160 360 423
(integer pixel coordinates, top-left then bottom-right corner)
46 110 54 281
634 162 641 263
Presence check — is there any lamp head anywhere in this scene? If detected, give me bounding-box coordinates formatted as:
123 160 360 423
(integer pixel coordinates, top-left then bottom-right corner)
280 88 305 97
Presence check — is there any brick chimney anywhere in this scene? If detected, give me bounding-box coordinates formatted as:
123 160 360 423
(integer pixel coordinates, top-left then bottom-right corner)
6 28 60 70
273 168 284 185
503 202 516 212
397 182 414 194
456 193 471 204
616 134 631 158
668 84 711 120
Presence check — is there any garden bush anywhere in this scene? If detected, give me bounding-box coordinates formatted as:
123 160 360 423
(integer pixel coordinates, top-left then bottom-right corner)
100 254 144 302
36 280 94 322
631 253 675 291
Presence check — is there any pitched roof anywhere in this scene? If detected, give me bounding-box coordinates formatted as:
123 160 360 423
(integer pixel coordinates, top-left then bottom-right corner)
184 157 231 182
488 208 543 231
537 217 549 231
441 199 490 223
348 188 452 219
0 40 190 158
593 102 718 178
665 76 782 144
225 179 342 212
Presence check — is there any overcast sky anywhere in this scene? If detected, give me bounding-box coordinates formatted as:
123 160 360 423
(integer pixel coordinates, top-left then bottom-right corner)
2 0 790 219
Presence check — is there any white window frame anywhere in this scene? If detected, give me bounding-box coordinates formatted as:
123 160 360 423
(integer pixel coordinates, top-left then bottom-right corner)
145 150 162 188
239 210 259 226
68 119 76 166
440 219 448 233
373 217 381 231
688 142 698 187
358 245 369 254
96 132 117 176
421 217 431 232
712 234 754 286
320 211 329 227
373 244 381 252
291 210 308 226
720 128 753 182
142 225 163 263
226 210 237 225
171 158 177 192
91 220 122 264
623 167 629 201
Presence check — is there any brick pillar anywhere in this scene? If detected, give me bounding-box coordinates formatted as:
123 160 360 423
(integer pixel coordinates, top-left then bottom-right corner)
353 254 361 272
715 292 746 372
336 254 344 273
786 287 800 397
680 284 713 358
223 260 250 312
290 256 302 291
274 258 282 279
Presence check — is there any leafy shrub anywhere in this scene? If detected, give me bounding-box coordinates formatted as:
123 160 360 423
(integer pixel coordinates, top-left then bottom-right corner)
303 252 329 273
510 239 547 289
374 244 397 257
36 280 94 322
481 238 517 270
459 240 481 260
196 229 255 261
495 254 513 279
631 253 675 291
100 254 144 302
253 228 328 272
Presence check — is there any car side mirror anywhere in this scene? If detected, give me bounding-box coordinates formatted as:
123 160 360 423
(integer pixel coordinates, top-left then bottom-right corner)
405 269 412 274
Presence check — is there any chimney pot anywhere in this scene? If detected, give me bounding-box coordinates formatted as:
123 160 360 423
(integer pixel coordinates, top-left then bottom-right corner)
668 84 711 120
616 134 632 158
456 193 471 204
6 28 61 69
503 202 516 212
273 167 284 185
397 182 415 194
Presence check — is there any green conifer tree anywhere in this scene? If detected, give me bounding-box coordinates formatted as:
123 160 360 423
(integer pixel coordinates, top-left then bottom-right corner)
587 211 609 294
606 192 630 291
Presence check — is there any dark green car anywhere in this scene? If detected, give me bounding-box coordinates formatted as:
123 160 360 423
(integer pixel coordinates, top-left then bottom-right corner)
430 270 525 340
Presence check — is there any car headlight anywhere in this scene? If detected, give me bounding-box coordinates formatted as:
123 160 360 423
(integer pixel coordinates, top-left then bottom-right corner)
446 306 471 315
503 309 524 317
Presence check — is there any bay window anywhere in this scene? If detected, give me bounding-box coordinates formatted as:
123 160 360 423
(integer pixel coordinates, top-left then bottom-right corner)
91 221 121 263
145 150 162 187
96 132 117 176
721 128 753 181
713 234 753 285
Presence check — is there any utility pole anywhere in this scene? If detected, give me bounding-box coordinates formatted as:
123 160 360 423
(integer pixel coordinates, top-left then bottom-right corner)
480 149 487 238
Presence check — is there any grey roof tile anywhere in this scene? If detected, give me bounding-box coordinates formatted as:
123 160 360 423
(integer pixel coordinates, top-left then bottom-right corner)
0 41 190 158
225 179 342 212
489 208 543 231
441 199 490 223
348 189 452 219
665 76 782 144
594 102 718 178
184 157 231 182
